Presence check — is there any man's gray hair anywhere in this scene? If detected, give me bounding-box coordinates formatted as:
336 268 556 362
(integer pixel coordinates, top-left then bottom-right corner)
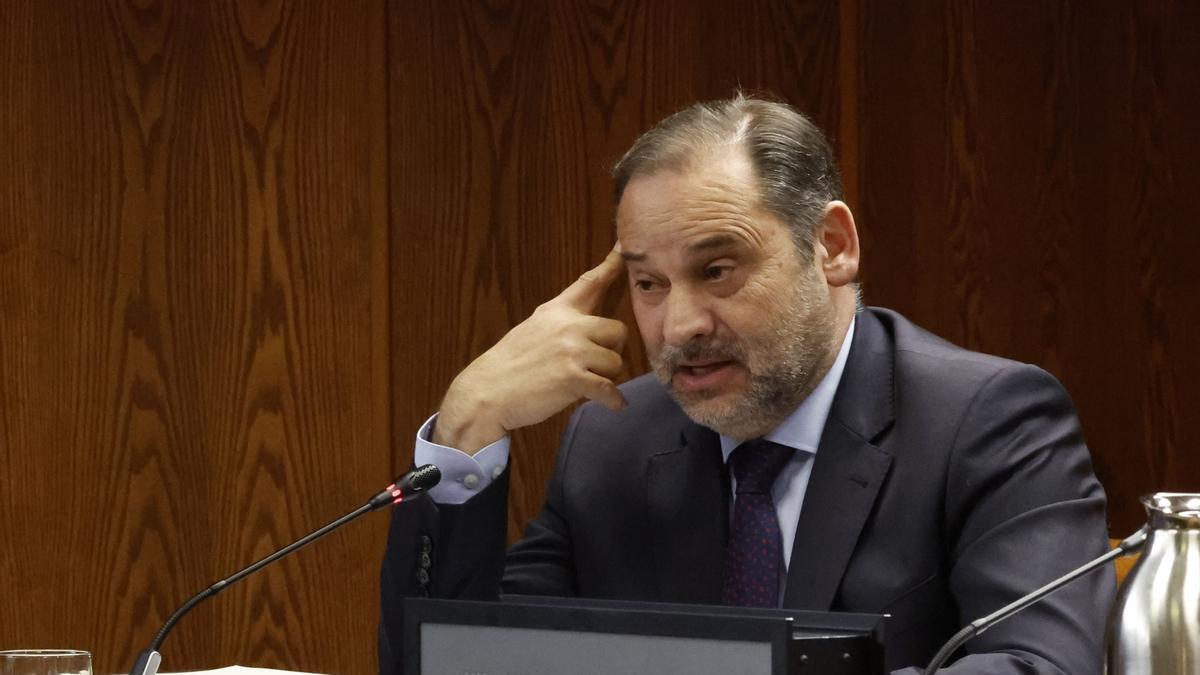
612 94 843 261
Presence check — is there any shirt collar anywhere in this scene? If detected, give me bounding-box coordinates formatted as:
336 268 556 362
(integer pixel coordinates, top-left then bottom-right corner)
719 315 856 462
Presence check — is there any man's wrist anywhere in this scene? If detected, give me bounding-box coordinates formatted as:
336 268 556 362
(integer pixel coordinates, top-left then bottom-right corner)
434 384 506 455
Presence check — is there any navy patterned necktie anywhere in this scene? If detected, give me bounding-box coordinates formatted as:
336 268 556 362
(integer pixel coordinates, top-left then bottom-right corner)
721 439 795 607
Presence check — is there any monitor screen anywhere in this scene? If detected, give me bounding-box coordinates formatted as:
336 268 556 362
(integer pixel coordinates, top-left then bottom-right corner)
404 596 886 675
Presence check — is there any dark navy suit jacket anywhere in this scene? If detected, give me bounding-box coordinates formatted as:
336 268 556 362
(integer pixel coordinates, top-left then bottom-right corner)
379 307 1115 674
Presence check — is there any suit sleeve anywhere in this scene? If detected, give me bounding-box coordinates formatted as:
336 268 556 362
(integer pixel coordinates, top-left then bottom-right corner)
377 469 510 675
896 364 1114 674
377 409 588 674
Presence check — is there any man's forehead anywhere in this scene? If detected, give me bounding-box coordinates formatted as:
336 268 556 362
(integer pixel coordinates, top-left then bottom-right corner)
617 154 758 219
614 142 783 269
630 147 755 193
616 206 774 269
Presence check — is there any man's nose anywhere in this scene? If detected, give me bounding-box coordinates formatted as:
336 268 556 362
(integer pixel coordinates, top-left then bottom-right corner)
661 287 714 347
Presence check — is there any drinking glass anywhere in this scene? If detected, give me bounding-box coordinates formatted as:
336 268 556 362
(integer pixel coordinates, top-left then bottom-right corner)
0 650 92 675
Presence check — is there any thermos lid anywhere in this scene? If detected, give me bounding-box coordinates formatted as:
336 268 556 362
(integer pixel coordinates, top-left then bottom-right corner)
1141 492 1200 528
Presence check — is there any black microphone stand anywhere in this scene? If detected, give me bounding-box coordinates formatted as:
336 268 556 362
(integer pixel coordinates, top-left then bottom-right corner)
129 465 441 675
922 527 1148 674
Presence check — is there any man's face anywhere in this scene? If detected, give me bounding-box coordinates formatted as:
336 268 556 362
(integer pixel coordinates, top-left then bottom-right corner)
616 150 839 440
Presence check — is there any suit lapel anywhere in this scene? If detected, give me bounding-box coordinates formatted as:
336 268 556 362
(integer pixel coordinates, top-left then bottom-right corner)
645 422 728 604
783 310 896 610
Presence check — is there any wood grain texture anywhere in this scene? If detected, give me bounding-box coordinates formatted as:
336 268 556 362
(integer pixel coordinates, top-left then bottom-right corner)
387 0 842 541
0 1 390 673
7 1 1199 672
856 0 1200 532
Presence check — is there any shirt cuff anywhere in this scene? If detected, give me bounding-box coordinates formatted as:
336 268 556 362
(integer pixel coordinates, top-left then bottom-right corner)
413 413 510 504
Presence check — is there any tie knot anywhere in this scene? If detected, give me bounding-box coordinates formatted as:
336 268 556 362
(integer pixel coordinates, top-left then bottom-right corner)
729 440 794 495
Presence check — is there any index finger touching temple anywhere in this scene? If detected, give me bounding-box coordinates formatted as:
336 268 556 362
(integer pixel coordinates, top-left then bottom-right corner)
559 243 626 313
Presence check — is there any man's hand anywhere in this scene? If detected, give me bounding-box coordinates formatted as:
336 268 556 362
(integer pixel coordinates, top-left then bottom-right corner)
433 246 629 455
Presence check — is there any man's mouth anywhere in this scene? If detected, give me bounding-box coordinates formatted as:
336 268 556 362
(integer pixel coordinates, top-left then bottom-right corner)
673 360 737 391
679 361 729 376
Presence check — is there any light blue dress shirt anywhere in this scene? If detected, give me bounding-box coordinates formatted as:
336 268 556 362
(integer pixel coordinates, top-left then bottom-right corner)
414 317 858 574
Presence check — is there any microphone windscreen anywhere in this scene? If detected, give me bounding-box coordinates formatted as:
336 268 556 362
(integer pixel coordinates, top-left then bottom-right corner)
407 464 442 492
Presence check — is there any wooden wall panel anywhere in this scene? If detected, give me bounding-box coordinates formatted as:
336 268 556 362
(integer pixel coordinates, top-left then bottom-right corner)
856 0 1200 532
6 1 1199 673
387 0 842 540
0 1 389 673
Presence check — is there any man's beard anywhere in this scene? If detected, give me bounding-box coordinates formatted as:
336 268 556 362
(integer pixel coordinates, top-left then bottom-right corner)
650 273 839 440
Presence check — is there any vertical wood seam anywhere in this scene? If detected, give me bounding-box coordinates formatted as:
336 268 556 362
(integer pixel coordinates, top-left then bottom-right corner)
838 0 860 211
379 0 397 476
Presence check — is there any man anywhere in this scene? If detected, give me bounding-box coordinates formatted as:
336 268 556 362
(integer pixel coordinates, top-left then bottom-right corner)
380 95 1115 673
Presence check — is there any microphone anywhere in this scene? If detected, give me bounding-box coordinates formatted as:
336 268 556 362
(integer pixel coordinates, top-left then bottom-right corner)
129 465 442 675
922 527 1148 674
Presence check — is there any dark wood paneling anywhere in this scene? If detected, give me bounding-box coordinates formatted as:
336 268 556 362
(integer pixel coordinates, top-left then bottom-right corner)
7 1 1198 672
857 0 1200 532
0 1 389 673
387 0 842 539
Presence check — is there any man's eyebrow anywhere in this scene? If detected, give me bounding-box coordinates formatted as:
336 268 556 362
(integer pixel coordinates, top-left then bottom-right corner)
687 234 741 253
621 235 744 263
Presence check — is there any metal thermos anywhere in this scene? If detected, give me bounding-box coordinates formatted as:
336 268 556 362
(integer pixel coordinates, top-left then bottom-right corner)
1107 493 1200 674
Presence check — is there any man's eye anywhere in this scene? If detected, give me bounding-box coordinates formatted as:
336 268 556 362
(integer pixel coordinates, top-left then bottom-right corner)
703 266 730 281
634 279 658 292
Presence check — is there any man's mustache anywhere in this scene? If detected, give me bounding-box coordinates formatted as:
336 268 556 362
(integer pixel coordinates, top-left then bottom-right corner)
655 338 747 373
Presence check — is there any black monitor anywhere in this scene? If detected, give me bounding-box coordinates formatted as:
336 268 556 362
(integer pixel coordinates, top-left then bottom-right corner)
404 595 886 674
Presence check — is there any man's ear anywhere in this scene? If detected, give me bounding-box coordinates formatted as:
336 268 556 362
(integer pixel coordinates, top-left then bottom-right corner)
814 201 860 287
